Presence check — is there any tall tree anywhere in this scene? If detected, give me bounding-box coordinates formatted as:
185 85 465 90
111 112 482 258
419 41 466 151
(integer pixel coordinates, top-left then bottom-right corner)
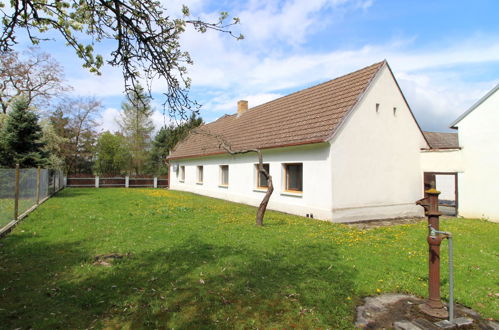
94 131 131 175
147 113 203 175
39 119 68 170
118 85 154 175
0 1 242 119
0 48 70 114
0 97 47 167
53 97 102 174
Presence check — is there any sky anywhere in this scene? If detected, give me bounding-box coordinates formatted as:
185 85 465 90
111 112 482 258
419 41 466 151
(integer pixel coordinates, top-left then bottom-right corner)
12 0 499 133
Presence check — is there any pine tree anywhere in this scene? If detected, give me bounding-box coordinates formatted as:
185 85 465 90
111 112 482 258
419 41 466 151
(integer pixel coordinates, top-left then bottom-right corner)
118 85 154 175
0 97 47 167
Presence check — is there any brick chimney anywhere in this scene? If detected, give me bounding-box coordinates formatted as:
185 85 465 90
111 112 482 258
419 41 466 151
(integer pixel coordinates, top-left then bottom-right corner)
237 100 248 116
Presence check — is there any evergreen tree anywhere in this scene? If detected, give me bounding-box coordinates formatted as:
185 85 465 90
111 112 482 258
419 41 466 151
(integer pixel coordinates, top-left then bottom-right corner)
147 113 203 175
118 85 154 175
40 119 68 170
0 97 47 167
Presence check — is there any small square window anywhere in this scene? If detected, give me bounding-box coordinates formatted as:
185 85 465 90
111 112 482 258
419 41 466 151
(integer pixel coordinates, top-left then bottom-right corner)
220 165 229 186
197 166 203 184
284 163 303 192
255 163 270 188
179 166 185 182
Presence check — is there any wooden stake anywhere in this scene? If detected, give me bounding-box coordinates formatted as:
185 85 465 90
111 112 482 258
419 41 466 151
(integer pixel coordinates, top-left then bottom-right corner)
36 166 41 204
14 164 20 220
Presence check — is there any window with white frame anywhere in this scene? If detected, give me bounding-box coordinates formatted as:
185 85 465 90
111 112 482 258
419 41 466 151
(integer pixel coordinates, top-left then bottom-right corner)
197 165 203 184
219 165 229 186
255 163 270 189
283 163 303 192
179 165 185 182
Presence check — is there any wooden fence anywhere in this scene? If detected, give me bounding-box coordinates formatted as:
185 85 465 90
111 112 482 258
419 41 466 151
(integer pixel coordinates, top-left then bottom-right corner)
66 175 168 188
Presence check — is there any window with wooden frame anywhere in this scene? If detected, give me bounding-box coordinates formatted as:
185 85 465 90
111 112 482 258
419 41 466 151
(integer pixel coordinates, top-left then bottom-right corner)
197 166 203 184
283 163 303 192
179 165 185 182
219 165 229 186
255 163 270 189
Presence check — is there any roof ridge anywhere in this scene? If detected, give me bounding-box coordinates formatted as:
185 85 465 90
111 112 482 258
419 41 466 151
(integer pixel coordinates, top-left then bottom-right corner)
237 60 385 118
169 60 388 160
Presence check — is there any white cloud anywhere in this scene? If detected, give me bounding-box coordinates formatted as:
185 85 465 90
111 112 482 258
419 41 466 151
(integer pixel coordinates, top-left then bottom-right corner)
37 0 499 132
202 92 284 113
99 107 121 133
98 107 174 135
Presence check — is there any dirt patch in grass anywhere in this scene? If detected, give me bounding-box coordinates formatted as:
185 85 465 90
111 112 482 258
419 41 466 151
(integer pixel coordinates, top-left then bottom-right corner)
93 253 132 267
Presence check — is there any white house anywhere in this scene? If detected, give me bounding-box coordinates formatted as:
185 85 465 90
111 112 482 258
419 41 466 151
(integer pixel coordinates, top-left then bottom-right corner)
421 84 499 222
168 61 429 222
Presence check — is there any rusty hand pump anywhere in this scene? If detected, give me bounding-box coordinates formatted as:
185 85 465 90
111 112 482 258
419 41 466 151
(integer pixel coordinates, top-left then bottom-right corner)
416 189 449 318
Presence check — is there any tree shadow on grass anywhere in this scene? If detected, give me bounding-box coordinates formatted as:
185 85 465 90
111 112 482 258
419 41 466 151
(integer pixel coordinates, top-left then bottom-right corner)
1 235 357 329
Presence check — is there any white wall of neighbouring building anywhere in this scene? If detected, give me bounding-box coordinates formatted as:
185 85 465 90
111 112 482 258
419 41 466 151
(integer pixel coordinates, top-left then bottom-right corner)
169 143 334 220
329 65 427 222
453 86 499 222
420 149 463 173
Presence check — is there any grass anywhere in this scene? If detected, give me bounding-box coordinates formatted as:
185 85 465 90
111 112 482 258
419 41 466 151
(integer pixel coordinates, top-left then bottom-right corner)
0 197 37 228
0 188 497 329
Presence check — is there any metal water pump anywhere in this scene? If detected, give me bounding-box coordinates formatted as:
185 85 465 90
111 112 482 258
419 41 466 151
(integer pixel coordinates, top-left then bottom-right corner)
416 189 449 318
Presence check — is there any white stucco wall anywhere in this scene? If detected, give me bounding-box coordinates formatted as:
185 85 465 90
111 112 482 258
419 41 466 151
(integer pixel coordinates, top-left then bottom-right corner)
435 174 456 201
329 65 427 222
420 149 463 173
454 88 499 221
169 143 334 220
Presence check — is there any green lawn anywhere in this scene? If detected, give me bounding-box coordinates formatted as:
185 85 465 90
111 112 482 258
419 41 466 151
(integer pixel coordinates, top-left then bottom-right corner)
0 197 37 228
0 188 497 329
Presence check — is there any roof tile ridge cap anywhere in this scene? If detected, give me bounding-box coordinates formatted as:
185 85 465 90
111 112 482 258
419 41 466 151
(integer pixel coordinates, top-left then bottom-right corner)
238 60 386 114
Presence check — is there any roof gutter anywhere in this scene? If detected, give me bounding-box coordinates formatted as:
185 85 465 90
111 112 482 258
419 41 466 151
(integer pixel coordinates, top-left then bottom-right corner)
167 139 326 161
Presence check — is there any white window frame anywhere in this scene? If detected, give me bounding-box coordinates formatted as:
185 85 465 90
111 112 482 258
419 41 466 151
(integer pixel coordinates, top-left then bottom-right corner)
179 165 185 182
219 165 229 187
197 165 203 184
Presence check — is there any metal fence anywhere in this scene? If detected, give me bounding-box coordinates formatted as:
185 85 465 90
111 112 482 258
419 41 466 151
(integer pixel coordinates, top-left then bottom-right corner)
66 175 168 188
0 165 64 235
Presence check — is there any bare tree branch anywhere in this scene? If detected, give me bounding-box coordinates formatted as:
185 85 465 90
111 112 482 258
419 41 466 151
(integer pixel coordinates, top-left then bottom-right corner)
193 127 273 226
0 1 243 119
0 47 71 113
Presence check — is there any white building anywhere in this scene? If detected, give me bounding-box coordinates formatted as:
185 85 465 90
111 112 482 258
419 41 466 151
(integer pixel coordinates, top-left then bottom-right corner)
421 84 499 222
168 61 429 222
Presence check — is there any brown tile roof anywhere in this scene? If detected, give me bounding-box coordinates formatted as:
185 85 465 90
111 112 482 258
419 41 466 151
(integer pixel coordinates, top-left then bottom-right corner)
169 61 385 160
423 131 459 149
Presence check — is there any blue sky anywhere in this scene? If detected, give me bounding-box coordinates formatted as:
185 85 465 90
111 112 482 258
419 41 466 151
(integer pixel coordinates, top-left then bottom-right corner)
13 0 499 133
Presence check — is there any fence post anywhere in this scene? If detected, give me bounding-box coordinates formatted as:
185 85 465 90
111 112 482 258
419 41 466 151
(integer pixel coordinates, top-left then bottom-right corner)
64 175 67 187
154 177 158 188
125 176 129 188
14 164 20 220
36 166 41 204
95 176 99 188
52 171 56 194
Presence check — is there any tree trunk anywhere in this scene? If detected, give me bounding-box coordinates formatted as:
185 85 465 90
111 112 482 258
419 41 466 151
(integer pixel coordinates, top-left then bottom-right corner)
256 176 273 226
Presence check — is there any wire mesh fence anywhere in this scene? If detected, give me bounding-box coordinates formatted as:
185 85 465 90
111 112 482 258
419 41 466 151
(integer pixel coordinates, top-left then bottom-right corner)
0 166 65 234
